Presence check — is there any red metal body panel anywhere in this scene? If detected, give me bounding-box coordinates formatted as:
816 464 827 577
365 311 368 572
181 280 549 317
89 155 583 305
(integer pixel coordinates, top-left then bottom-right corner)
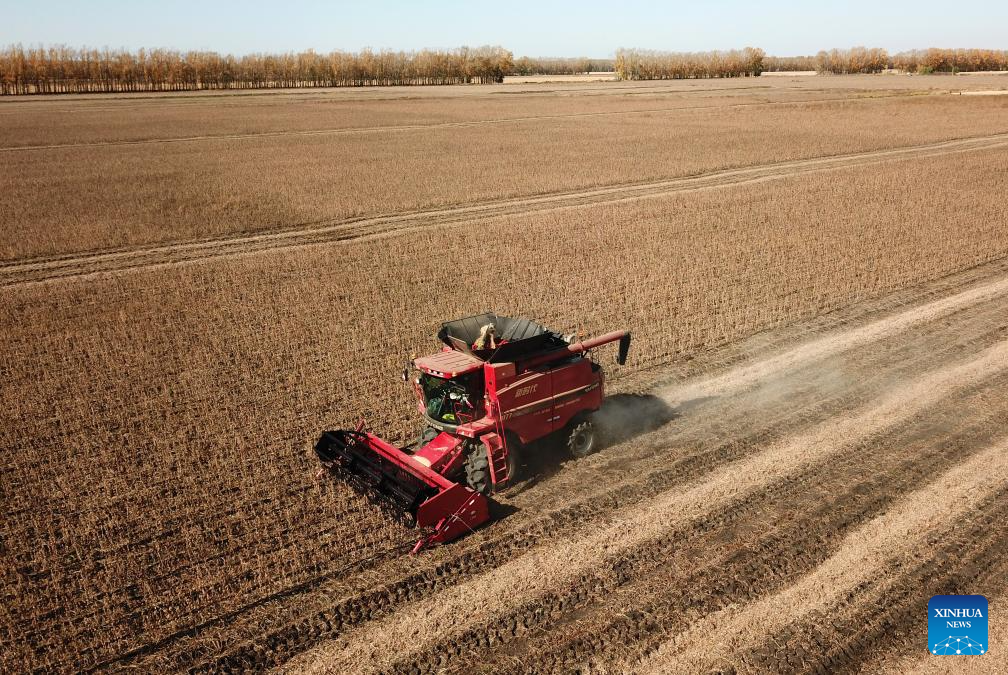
493 367 554 443
414 431 467 474
414 331 625 449
414 349 483 378
549 360 604 432
413 484 489 553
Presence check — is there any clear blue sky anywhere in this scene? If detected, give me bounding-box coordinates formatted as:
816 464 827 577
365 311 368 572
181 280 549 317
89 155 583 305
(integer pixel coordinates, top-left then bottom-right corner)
2 0 1006 57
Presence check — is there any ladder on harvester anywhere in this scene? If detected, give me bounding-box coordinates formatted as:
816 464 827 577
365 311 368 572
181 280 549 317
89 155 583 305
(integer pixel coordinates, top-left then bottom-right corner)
486 397 511 488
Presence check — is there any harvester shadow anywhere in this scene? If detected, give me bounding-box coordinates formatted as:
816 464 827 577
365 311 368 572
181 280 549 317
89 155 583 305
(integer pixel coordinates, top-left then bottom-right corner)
487 499 520 522
507 392 687 497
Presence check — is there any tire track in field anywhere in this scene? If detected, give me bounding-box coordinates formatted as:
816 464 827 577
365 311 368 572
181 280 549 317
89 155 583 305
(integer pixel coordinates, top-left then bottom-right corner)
3 132 1008 288
141 275 1008 672
635 436 1008 674
391 374 1008 674
659 270 1008 404
862 601 1008 674
738 512 1008 675
284 339 1008 674
0 91 921 152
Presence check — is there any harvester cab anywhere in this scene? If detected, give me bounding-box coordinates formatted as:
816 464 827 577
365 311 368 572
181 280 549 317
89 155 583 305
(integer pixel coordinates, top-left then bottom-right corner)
417 370 484 428
316 313 630 553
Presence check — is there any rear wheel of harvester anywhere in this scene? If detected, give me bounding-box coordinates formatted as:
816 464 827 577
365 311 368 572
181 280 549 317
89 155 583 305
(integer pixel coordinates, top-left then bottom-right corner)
567 419 597 459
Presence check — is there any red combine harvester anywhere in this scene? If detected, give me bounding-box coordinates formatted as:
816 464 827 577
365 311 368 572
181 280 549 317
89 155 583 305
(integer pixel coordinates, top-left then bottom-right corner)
315 313 631 552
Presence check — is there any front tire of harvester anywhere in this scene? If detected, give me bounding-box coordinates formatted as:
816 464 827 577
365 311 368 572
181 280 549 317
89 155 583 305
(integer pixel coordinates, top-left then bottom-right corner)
567 419 597 459
464 444 491 495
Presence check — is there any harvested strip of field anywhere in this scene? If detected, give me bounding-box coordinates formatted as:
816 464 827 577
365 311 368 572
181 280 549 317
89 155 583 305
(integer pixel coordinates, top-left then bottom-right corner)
730 502 1008 673
866 600 1006 674
3 94 1007 259
164 279 1008 672
663 267 1008 403
636 436 1008 673
416 365 1008 674
289 339 1008 673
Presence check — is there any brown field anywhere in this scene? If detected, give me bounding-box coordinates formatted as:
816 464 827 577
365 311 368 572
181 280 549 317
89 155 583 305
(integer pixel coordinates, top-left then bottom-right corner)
1 75 1007 673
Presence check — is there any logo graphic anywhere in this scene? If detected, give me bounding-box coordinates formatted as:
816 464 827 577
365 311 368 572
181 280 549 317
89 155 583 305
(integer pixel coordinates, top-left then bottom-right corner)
929 595 988 656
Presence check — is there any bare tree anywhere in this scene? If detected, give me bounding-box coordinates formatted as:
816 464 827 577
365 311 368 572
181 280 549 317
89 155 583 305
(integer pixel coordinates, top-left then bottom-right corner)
615 48 765 80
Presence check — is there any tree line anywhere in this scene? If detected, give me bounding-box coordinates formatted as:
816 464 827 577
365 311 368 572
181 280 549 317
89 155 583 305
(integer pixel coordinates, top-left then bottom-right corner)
892 48 1008 74
614 48 766 80
812 47 1008 74
4 44 1007 94
0 45 515 95
814 47 890 74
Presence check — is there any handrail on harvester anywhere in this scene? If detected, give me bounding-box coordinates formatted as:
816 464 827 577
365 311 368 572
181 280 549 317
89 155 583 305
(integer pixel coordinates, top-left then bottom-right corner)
485 396 510 487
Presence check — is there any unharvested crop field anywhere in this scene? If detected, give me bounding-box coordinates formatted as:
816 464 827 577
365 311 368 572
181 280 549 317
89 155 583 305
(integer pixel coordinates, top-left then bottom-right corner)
1 74 1007 673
